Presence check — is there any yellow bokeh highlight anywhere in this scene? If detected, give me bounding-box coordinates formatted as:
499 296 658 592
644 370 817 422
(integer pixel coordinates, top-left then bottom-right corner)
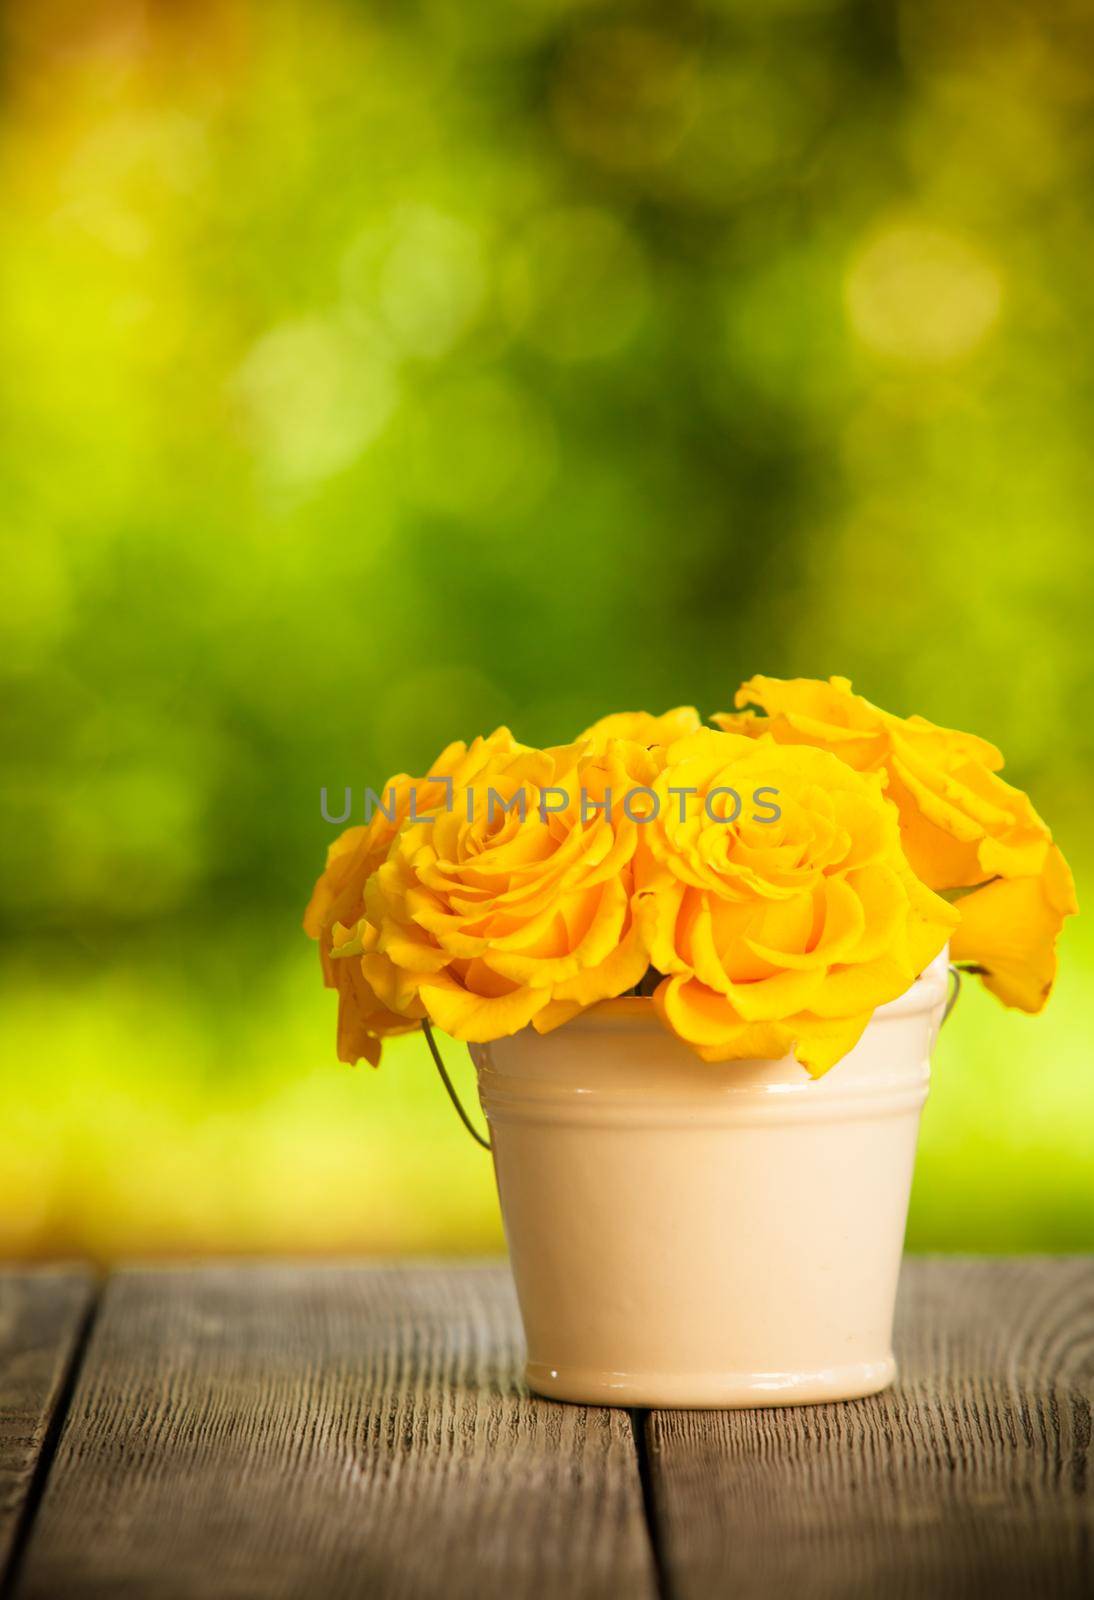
846 222 1003 365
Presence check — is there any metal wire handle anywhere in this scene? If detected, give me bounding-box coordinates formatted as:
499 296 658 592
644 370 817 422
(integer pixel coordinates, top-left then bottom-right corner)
422 1019 492 1150
943 964 962 1026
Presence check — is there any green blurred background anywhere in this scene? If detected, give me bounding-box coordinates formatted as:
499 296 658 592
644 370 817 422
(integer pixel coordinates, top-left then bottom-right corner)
4 0 1092 1261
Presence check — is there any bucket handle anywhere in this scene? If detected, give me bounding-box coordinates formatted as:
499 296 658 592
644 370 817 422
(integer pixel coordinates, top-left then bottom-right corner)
422 1019 492 1151
942 965 962 1026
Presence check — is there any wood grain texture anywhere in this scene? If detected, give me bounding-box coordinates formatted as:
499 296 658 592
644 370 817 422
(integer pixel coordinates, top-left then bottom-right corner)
0 1269 95 1582
15 1263 656 1600
644 1256 1094 1599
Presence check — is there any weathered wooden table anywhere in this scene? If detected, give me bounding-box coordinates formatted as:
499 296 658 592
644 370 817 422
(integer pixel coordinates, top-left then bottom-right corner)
1 1258 1090 1599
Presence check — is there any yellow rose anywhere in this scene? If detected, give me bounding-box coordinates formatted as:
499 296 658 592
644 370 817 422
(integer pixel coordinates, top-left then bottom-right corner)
303 814 417 1065
637 729 958 1075
361 739 659 1042
948 845 1076 1011
579 706 702 750
303 728 524 1062
714 676 1076 1012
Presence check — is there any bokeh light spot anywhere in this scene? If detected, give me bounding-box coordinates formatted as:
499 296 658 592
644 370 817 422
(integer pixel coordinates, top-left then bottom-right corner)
233 316 398 484
342 205 487 361
845 222 1003 365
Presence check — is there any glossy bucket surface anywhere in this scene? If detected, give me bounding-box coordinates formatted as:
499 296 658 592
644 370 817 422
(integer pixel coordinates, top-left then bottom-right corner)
470 951 948 1408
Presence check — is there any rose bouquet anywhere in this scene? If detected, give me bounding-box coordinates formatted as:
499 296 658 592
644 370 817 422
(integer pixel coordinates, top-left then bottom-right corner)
305 679 1075 1077
304 678 1076 1408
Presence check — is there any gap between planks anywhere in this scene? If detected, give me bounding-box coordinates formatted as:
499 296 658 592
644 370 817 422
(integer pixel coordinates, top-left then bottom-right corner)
12 1262 660 1600
638 1256 1094 1600
0 1273 101 1600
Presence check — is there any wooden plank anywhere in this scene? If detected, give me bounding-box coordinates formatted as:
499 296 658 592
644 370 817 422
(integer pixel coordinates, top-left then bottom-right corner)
643 1256 1094 1599
0 1269 95 1583
15 1263 656 1600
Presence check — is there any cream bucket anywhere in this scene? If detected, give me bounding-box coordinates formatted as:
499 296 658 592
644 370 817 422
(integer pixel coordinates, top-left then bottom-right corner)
469 949 949 1408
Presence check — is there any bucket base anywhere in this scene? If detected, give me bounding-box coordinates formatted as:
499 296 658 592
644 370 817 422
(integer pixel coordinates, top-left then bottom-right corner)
525 1354 897 1409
